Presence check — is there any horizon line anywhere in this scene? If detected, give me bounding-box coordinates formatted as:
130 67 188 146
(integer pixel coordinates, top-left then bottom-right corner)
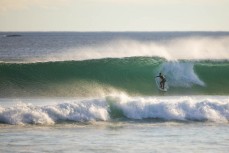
1 30 229 33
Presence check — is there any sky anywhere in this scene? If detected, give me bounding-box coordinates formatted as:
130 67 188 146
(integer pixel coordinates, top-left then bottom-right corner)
0 0 228 31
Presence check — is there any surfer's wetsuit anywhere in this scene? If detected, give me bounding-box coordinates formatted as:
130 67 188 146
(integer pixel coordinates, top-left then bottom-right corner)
156 74 166 89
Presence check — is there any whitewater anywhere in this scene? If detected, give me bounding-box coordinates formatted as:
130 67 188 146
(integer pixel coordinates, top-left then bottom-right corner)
1 95 229 125
0 32 229 153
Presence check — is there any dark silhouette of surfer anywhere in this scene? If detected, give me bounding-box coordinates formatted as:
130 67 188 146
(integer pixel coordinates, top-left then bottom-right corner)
155 73 166 89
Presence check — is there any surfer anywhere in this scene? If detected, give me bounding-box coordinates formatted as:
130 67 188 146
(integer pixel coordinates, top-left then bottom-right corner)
155 73 166 89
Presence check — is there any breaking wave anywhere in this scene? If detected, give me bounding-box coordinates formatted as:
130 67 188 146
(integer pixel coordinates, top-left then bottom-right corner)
0 95 229 125
0 57 229 97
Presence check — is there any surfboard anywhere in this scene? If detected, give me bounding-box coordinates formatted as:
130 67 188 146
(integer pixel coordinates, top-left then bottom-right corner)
155 77 169 92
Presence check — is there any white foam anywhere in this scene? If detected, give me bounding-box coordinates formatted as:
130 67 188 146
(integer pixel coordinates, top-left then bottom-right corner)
0 96 229 125
0 100 109 125
43 100 109 122
108 95 229 122
0 103 54 125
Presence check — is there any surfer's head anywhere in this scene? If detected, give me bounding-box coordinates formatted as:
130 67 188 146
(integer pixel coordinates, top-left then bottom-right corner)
159 73 162 76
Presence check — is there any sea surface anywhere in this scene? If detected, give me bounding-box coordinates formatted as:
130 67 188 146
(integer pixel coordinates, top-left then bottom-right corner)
0 32 229 152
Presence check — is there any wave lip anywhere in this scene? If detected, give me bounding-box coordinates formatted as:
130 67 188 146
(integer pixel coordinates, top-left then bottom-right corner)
0 96 229 125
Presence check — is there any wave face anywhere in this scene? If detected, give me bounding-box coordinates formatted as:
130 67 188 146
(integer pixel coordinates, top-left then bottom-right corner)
0 96 229 125
0 57 229 97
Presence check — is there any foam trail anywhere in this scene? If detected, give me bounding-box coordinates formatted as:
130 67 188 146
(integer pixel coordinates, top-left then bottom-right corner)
41 37 229 62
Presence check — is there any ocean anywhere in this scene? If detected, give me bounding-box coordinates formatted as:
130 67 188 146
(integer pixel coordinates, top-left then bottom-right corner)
0 32 229 152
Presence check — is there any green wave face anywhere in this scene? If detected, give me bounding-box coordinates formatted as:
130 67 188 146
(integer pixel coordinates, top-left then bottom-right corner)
0 57 229 97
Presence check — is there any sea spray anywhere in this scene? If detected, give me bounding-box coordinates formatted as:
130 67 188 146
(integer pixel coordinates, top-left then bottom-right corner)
1 35 229 63
22 37 229 62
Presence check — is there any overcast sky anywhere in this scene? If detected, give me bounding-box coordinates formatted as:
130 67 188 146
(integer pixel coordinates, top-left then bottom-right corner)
0 0 228 31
